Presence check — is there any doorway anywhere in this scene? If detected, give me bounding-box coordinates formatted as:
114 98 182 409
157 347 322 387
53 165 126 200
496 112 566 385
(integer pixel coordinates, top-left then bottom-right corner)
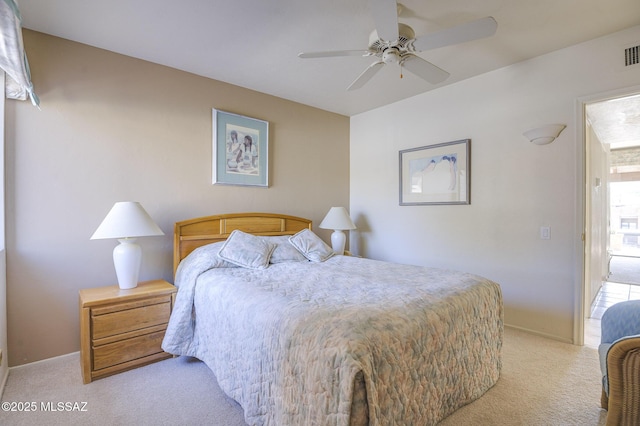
584 91 640 348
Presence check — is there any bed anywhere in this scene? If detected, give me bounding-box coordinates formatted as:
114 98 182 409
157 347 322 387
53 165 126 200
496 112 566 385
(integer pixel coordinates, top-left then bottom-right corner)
162 212 503 425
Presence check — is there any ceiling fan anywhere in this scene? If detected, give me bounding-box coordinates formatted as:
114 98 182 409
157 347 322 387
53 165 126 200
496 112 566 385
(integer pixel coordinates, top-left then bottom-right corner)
298 0 497 90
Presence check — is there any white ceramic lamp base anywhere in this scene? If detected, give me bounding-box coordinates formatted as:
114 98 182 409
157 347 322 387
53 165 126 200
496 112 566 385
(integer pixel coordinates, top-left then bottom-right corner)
330 230 347 255
113 238 142 289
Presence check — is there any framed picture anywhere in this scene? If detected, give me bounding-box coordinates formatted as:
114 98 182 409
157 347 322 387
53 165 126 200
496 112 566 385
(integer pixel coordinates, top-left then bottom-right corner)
212 109 269 187
399 139 470 205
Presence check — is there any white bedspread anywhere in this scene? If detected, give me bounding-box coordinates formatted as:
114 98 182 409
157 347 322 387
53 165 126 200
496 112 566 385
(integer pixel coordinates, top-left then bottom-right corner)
162 246 503 426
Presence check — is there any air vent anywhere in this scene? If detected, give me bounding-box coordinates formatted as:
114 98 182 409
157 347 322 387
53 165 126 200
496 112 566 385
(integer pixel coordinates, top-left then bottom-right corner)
625 45 639 66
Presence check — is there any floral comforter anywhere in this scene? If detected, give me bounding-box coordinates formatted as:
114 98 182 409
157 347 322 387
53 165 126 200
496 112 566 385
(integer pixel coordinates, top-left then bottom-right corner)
162 246 503 426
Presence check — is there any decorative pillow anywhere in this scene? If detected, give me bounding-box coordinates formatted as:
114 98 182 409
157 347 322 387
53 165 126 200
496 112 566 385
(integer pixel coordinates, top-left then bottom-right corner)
288 229 334 262
217 230 275 269
263 235 308 264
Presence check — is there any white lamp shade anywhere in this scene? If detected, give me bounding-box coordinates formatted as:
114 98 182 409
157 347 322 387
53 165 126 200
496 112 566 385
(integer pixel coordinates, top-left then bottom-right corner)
319 207 356 231
91 201 164 240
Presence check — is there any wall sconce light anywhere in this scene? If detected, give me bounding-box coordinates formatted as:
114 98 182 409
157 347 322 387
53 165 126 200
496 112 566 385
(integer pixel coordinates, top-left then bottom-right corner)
523 124 566 145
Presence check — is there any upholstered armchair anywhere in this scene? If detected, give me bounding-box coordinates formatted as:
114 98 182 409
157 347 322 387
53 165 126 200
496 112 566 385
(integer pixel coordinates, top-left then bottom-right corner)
599 299 640 426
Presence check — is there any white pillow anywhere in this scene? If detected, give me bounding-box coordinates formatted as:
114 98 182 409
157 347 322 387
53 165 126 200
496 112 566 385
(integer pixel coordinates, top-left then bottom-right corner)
218 230 275 269
288 229 334 262
262 236 308 264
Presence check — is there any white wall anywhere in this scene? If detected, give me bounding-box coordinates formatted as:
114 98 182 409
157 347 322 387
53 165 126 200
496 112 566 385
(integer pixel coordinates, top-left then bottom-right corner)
350 25 640 342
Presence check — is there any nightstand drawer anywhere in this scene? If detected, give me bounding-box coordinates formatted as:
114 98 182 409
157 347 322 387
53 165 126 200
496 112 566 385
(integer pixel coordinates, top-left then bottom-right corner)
93 329 167 371
92 295 171 339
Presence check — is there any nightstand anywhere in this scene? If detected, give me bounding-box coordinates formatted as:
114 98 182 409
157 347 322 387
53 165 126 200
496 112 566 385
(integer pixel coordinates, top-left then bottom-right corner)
79 279 177 384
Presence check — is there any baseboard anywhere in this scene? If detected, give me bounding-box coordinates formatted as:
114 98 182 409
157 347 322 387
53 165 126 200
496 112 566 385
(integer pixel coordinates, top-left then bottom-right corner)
9 351 79 371
504 324 574 345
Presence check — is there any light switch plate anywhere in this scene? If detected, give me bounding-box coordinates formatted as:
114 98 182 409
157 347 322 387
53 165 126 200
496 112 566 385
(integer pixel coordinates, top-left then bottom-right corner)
540 226 551 240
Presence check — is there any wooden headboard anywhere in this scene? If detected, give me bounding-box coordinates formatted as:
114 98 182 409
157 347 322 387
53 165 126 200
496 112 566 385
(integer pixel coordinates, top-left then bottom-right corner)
173 212 312 275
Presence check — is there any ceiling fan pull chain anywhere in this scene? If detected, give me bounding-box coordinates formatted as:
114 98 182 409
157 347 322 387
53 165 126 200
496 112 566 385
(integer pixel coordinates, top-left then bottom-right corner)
400 64 403 79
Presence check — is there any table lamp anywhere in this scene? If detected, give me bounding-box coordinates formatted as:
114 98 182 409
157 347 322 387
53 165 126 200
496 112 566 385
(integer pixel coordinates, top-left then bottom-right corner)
91 201 164 289
319 207 356 255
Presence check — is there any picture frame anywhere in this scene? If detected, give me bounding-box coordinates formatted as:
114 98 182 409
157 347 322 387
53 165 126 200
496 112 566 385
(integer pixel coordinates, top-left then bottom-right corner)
399 139 470 205
212 109 269 187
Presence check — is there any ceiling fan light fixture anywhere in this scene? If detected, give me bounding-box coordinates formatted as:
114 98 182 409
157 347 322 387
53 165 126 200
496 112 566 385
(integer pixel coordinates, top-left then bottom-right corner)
382 48 400 64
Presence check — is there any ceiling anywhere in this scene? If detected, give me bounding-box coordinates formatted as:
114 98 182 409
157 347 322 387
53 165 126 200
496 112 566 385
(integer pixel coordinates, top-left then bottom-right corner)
17 0 640 117
587 94 640 149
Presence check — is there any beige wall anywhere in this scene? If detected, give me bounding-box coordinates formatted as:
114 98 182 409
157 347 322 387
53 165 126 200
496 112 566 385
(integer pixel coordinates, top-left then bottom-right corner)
5 30 350 366
350 25 640 343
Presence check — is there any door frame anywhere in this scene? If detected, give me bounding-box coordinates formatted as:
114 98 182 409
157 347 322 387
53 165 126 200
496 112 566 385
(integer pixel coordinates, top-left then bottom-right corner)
577 85 640 345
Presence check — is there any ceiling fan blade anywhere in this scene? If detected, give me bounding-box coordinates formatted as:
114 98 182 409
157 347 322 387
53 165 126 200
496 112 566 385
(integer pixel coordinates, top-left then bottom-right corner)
370 0 399 42
347 61 385 91
413 16 497 52
298 50 371 59
401 55 449 84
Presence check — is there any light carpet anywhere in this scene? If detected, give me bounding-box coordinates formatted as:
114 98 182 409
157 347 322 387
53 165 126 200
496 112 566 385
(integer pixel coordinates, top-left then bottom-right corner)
0 327 608 425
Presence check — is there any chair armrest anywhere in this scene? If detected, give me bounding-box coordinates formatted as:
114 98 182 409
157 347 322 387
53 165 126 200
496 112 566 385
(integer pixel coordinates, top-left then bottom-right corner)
606 335 640 426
